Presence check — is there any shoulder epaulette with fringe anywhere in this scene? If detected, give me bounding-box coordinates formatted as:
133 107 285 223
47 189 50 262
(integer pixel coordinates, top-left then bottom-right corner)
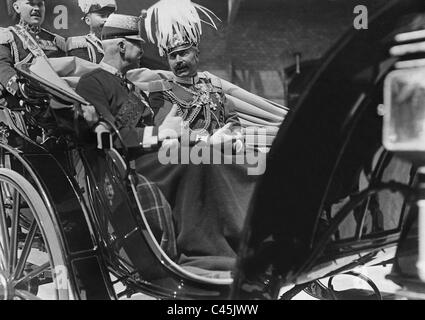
0 27 14 45
66 36 88 51
148 79 172 92
202 71 222 89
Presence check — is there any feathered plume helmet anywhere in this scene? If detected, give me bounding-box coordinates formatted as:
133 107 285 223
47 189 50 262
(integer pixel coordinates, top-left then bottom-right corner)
143 0 219 57
78 0 117 17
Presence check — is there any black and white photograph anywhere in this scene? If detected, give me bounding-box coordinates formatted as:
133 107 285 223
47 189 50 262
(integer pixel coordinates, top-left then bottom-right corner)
0 0 424 305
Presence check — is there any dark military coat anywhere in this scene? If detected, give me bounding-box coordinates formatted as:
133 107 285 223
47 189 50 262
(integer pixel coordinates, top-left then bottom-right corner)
75 65 159 152
0 24 66 96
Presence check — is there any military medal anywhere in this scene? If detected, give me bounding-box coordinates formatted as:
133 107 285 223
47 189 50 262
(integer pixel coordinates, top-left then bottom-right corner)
167 79 222 133
195 83 218 111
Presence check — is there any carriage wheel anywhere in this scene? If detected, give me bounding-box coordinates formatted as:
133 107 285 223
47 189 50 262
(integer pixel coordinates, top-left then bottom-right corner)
0 168 71 300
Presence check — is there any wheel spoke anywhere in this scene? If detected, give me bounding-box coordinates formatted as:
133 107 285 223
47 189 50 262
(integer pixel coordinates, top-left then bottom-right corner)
13 220 38 280
0 181 10 268
0 170 68 300
14 262 49 287
14 289 42 300
9 189 20 275
0 240 7 270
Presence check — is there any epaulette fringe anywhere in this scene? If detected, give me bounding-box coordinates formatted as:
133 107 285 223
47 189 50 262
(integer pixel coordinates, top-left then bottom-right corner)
0 27 14 45
148 79 172 92
66 36 88 51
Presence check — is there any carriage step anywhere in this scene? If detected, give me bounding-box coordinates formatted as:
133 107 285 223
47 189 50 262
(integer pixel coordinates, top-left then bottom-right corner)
331 289 398 300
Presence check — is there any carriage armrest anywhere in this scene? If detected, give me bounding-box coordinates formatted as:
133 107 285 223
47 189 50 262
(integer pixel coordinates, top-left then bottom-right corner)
93 121 129 179
94 122 113 150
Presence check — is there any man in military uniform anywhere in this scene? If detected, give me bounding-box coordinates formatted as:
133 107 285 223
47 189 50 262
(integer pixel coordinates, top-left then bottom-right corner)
135 0 257 273
143 0 243 149
67 0 117 64
148 40 243 148
75 14 186 258
76 13 184 151
0 0 66 101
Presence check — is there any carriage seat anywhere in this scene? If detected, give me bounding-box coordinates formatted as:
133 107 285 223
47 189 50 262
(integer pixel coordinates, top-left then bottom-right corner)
48 57 288 152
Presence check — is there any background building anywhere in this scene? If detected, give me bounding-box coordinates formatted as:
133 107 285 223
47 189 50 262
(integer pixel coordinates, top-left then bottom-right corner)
0 0 387 105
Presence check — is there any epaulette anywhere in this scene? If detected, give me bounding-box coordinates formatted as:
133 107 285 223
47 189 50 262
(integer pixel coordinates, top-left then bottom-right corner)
0 27 14 45
54 34 67 52
202 71 223 89
148 79 172 93
66 36 88 51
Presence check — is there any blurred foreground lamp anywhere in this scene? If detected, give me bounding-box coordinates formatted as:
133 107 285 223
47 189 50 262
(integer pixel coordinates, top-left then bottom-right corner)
383 67 425 284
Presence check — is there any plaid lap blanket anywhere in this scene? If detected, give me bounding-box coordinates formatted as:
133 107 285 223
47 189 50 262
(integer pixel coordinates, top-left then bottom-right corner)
73 149 178 261
135 174 178 260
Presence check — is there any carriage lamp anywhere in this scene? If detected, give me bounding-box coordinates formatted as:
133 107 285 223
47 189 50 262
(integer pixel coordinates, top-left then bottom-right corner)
383 67 425 283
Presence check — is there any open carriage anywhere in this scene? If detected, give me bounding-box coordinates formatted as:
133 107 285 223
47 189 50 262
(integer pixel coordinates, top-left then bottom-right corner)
1 0 425 301
0 50 287 299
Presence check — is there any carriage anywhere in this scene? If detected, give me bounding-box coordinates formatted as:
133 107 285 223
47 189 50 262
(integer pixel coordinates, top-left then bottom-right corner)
1 0 425 301
232 0 425 300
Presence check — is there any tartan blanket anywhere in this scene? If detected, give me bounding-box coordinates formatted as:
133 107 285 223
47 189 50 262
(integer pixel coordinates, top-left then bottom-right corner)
135 148 260 271
135 173 177 260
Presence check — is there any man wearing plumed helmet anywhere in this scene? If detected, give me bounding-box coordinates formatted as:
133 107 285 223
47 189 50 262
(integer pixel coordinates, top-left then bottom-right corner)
67 0 117 63
144 0 243 146
135 0 258 272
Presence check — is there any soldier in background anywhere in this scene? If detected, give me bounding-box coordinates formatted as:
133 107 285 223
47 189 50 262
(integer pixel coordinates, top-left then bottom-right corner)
66 0 117 63
0 0 66 101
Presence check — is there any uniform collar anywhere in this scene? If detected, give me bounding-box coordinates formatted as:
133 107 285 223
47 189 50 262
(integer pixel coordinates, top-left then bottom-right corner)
86 33 104 54
173 74 200 85
87 33 102 44
18 20 41 35
99 61 133 91
99 61 122 77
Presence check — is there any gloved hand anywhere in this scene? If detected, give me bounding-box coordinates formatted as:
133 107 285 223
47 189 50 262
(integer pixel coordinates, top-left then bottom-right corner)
210 123 234 146
17 79 49 105
158 104 186 141
210 123 245 153
80 104 99 127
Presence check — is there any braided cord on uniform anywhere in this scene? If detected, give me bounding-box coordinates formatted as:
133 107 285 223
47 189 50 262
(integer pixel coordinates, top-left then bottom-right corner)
164 90 213 132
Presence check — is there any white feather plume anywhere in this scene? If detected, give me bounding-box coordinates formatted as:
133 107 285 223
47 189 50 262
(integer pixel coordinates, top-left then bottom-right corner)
144 0 219 56
78 0 117 14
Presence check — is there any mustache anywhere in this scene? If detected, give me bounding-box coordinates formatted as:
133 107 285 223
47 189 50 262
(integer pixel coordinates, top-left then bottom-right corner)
175 62 188 69
30 10 42 17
